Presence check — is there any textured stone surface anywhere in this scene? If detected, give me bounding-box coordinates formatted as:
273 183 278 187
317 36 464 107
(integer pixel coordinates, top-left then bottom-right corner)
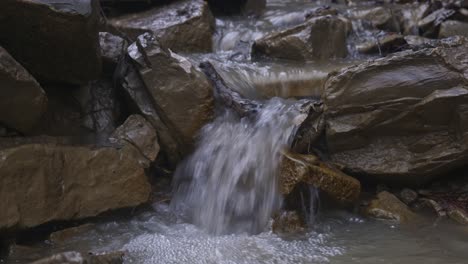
124 33 214 162
280 151 361 204
0 0 101 84
110 0 214 52
0 46 47 133
252 15 348 61
324 41 468 185
365 191 418 223
0 141 151 230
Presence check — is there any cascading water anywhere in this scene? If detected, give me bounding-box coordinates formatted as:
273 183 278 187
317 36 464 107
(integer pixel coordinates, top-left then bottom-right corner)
171 98 310 235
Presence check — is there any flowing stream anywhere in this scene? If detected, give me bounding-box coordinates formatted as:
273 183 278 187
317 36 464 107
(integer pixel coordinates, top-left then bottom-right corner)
5 1 468 263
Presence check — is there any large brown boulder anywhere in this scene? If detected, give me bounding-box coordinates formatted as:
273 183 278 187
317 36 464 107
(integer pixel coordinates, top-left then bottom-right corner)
0 0 101 84
110 0 215 52
0 138 152 230
252 15 349 61
0 46 47 133
121 33 214 164
324 40 468 185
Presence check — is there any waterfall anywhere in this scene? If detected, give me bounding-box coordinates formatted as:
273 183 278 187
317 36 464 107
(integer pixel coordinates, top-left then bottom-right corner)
171 98 309 235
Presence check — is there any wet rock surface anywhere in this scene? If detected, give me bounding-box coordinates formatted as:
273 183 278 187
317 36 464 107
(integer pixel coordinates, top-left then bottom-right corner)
122 33 214 163
0 139 151 230
110 0 214 52
49 224 96 244
110 114 160 164
439 20 468 38
357 33 407 55
280 150 361 204
0 46 47 134
364 191 418 223
252 15 348 61
0 0 101 84
324 40 468 185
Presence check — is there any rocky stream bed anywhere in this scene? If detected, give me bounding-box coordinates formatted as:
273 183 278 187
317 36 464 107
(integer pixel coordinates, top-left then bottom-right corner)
1 0 468 263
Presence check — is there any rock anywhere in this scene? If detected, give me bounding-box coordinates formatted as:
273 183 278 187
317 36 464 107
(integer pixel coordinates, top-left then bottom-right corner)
418 8 456 37
99 32 125 72
447 207 468 225
399 188 418 205
109 114 159 164
0 46 47 133
364 191 418 223
110 0 214 52
29 251 124 264
77 80 121 135
49 224 95 244
8 245 44 263
349 6 400 32
0 0 101 84
279 150 361 204
305 6 338 19
0 140 151 230
272 211 306 234
439 20 468 38
357 33 407 55
324 41 468 185
252 15 348 61
123 33 214 163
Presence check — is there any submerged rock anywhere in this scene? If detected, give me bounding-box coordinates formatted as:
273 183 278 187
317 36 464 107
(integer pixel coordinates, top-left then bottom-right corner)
272 211 306 234
364 191 418 223
0 139 151 230
110 0 214 52
0 46 47 133
0 0 101 84
280 151 361 204
49 223 95 244
324 40 468 185
252 15 348 61
122 33 214 163
439 20 468 38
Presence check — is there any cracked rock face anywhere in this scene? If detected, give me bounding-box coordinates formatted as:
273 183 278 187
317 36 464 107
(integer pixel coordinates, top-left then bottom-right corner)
324 40 468 185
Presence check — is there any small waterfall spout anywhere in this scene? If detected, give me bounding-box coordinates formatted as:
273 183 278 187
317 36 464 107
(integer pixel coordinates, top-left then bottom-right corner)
171 98 310 235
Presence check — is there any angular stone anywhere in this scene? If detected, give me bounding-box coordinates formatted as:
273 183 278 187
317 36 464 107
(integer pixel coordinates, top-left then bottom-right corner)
110 114 159 164
0 141 151 230
324 41 468 185
0 0 102 84
439 20 468 38
357 33 407 55
365 191 418 223
110 0 214 52
49 224 95 244
0 46 47 133
272 211 305 234
125 33 214 161
280 150 361 204
252 15 348 61
99 32 125 69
